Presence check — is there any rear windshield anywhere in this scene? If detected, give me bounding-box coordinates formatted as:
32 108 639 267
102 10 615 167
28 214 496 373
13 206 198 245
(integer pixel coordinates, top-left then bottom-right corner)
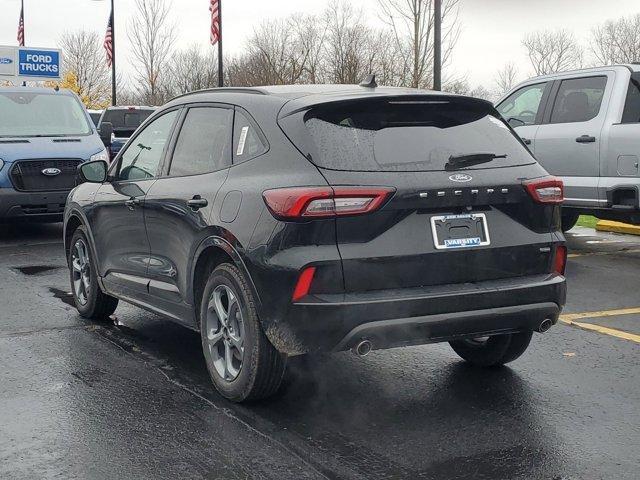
280 97 535 172
0 91 91 137
101 108 154 136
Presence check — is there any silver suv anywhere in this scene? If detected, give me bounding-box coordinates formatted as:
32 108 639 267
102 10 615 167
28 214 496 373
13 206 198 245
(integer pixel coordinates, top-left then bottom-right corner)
496 65 640 230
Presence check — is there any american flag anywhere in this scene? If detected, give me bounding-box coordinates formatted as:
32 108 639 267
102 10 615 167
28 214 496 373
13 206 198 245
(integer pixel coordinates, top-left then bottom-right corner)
17 0 25 46
209 0 220 45
104 13 113 67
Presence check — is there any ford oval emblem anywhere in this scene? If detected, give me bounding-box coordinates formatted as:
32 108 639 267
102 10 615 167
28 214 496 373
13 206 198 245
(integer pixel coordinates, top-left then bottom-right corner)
448 173 473 183
42 168 62 176
0 57 13 65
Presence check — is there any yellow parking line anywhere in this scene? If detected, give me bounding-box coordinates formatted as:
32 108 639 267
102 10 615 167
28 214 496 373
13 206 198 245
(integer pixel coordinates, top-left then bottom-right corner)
560 306 640 322
567 248 640 258
559 307 640 344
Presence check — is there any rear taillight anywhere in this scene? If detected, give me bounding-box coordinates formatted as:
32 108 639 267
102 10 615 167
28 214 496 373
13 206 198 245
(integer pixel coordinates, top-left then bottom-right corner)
524 177 564 204
263 186 395 220
292 266 316 301
553 245 567 275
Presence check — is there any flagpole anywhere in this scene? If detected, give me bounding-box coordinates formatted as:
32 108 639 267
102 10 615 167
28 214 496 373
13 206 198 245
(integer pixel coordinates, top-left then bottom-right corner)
217 0 223 87
110 0 117 105
22 0 25 46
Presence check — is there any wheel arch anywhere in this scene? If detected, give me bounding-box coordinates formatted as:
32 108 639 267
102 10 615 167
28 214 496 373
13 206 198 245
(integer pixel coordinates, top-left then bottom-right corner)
190 235 262 330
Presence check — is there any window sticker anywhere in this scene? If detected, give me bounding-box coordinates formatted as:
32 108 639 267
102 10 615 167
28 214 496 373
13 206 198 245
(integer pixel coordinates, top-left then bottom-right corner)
237 126 249 156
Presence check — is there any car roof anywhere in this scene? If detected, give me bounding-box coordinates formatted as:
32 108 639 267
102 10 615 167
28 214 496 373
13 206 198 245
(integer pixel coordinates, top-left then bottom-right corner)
0 86 77 96
164 84 481 118
104 105 156 110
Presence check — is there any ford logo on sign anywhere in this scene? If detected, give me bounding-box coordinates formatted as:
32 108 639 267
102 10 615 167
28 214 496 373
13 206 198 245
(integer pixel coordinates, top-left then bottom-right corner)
448 173 473 183
42 168 61 176
0 57 13 65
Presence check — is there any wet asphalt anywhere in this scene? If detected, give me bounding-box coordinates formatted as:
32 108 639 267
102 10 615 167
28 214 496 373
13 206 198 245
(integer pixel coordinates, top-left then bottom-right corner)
0 223 638 480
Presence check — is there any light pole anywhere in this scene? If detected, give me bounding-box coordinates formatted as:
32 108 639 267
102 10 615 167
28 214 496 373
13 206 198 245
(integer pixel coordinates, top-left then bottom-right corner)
92 0 116 105
433 0 442 91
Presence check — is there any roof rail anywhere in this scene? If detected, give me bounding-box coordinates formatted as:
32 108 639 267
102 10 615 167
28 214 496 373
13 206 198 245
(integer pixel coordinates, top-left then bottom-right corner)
170 87 267 102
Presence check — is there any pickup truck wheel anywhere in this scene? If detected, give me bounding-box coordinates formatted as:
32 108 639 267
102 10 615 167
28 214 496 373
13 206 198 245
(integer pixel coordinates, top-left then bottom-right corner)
449 331 533 367
561 211 580 232
200 263 286 402
68 227 118 319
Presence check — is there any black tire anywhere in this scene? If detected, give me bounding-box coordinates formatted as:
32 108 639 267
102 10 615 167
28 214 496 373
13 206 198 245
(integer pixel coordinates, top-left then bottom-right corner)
68 226 118 319
199 263 286 402
449 331 533 367
561 211 579 233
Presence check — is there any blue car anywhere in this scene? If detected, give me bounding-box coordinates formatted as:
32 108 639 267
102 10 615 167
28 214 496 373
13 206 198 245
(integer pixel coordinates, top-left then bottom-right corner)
0 87 107 222
97 106 155 159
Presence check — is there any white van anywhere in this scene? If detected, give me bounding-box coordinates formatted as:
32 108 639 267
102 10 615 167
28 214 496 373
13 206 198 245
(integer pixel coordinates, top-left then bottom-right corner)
496 65 640 230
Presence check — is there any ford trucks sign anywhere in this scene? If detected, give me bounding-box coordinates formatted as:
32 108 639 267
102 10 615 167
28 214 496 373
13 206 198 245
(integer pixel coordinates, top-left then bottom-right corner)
18 49 60 78
0 45 62 82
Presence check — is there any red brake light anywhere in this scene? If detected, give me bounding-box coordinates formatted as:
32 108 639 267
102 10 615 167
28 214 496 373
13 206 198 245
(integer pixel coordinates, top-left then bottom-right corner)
292 266 316 301
524 177 564 204
553 245 567 275
263 186 395 220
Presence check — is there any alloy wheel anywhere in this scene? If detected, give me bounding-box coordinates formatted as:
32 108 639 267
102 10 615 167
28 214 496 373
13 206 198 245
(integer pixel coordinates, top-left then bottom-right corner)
205 284 245 381
71 239 91 306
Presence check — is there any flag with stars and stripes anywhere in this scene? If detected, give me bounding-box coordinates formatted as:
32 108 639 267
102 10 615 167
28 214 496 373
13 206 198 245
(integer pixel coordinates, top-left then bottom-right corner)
104 13 113 67
17 1 25 46
209 0 220 45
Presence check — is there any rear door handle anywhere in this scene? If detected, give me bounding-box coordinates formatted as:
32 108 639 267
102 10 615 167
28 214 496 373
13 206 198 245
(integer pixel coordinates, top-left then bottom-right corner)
124 198 141 210
187 196 208 210
575 135 596 143
521 137 532 145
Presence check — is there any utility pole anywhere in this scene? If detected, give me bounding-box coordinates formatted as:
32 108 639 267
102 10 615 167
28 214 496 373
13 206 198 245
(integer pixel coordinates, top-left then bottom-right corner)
433 0 442 91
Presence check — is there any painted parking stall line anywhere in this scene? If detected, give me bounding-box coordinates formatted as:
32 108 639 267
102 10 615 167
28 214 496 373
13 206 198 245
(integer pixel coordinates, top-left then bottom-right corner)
559 307 640 344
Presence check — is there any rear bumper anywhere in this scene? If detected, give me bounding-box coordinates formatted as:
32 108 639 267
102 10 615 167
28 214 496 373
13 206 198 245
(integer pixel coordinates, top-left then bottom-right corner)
266 273 566 354
0 187 69 222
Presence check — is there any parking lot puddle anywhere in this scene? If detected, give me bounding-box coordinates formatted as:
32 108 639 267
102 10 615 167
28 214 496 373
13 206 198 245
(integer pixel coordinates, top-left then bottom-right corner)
48 287 75 307
13 265 62 275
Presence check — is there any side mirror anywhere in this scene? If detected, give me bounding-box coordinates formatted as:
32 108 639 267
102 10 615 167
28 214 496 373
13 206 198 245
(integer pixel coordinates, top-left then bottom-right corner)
99 121 114 147
78 160 108 184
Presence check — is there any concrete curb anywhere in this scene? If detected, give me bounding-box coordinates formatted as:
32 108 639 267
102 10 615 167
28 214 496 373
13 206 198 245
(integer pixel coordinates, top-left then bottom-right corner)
595 220 640 236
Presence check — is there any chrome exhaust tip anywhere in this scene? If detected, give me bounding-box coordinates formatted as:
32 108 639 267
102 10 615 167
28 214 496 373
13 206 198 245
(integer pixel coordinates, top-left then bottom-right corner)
352 340 372 357
537 318 553 333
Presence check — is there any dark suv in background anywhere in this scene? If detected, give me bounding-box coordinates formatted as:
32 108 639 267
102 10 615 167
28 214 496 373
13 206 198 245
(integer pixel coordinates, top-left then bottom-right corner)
97 105 155 159
64 84 567 402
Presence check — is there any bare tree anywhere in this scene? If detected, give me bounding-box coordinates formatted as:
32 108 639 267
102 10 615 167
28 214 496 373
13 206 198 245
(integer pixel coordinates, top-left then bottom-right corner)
494 62 518 97
591 14 640 65
522 29 583 76
166 45 218 96
377 0 461 88
58 30 111 107
128 0 176 105
323 1 373 84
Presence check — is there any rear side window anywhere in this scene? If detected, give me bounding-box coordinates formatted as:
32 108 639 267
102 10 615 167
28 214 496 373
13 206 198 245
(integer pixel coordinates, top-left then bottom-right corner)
169 107 232 176
280 97 535 172
550 76 607 124
233 110 267 163
621 73 640 123
496 82 547 126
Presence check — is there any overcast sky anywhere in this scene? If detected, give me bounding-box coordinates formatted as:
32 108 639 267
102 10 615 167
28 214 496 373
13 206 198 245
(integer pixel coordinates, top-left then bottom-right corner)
1 0 639 90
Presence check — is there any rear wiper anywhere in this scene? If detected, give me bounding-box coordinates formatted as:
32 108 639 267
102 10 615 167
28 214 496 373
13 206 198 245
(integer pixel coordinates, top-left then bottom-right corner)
445 153 507 171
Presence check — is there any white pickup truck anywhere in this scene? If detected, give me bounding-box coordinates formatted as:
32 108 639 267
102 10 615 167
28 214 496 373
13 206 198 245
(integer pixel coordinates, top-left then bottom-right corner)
496 64 640 230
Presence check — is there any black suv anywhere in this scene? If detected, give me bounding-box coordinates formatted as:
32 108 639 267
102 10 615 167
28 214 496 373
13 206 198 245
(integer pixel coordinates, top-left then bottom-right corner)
64 84 567 402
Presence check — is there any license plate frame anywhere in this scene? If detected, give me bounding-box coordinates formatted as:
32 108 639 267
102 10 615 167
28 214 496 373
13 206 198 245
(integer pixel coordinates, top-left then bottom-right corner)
430 213 491 250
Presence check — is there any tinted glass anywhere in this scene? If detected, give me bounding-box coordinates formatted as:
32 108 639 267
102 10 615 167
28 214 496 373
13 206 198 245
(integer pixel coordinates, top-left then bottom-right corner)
233 110 267 162
621 73 640 123
550 76 607 124
496 83 546 126
101 108 154 137
169 107 232 176
118 110 178 181
0 92 91 137
282 97 535 172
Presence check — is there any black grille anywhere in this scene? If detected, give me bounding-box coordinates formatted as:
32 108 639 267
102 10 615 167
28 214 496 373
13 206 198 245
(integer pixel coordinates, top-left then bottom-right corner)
10 159 81 192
